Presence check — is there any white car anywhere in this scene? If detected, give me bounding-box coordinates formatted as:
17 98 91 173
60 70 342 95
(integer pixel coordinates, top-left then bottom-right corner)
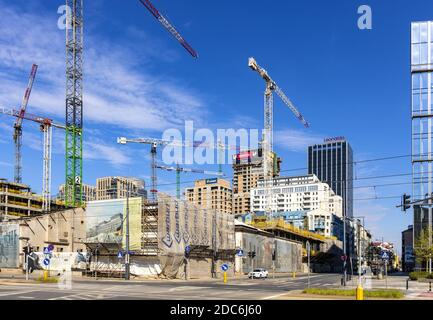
248 268 268 279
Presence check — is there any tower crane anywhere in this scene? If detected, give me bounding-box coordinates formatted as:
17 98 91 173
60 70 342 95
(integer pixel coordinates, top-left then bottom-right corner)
138 0 198 58
248 57 310 216
117 136 244 202
65 0 84 208
155 163 223 199
1 107 65 212
13 64 38 184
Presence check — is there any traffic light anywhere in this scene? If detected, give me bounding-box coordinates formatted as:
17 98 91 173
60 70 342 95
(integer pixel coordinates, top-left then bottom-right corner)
22 246 29 255
247 251 256 258
402 193 411 212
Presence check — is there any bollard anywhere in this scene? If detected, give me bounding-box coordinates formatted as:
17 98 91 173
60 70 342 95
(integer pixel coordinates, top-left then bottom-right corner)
406 278 409 291
356 285 364 300
292 272 296 279
43 270 49 281
223 271 227 284
430 281 432 292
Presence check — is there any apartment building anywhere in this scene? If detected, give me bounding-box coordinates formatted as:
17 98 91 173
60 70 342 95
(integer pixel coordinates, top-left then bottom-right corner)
186 178 232 214
96 176 146 200
58 183 96 202
250 174 343 217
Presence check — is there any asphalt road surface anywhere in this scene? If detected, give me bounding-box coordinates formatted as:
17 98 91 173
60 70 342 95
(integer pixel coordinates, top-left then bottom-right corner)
0 273 341 300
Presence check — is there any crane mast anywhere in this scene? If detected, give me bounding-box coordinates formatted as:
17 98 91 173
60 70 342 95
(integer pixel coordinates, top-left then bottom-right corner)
13 64 38 184
65 0 84 207
248 57 309 216
138 0 198 58
1 107 65 212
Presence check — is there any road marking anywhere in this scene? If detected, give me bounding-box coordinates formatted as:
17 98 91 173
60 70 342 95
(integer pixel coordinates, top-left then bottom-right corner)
0 290 37 297
18 296 35 299
262 292 290 300
168 286 212 292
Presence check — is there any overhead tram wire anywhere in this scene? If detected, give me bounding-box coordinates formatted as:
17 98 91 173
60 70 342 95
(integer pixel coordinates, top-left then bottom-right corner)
144 150 426 189
46 193 406 219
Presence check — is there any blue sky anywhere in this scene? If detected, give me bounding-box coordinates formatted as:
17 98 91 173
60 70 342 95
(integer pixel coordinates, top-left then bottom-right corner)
1 0 432 252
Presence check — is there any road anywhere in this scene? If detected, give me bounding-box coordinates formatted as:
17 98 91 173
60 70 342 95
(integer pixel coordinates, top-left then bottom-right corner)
0 273 341 300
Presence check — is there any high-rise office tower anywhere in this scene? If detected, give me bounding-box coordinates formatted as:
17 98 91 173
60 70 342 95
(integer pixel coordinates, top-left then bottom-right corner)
308 137 353 218
411 21 433 255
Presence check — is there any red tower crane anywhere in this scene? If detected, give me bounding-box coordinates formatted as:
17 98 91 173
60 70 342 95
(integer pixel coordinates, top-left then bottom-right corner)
13 64 38 183
138 0 198 58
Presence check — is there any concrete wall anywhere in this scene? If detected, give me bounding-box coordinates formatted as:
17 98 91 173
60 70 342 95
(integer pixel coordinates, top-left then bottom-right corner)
0 208 87 268
92 254 234 279
235 230 302 274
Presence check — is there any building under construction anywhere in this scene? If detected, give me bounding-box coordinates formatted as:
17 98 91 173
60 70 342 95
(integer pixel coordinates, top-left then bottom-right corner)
232 149 281 214
0 179 65 221
83 193 236 279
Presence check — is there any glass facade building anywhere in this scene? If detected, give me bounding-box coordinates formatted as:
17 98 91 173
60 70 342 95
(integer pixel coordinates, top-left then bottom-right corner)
411 21 433 243
308 139 353 218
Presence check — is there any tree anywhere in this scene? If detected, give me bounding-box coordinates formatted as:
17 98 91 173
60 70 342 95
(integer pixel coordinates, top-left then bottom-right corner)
414 227 433 272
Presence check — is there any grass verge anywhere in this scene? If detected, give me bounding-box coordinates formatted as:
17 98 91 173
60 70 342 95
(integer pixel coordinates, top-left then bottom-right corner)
302 288 404 299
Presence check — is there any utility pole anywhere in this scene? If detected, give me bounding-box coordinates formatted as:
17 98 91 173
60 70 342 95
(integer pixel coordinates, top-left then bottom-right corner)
429 195 432 274
342 216 347 286
356 218 364 300
306 240 311 289
125 182 130 280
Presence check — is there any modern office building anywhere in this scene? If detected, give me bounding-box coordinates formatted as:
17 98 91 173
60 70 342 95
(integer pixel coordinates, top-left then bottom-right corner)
308 137 353 218
250 174 343 217
96 177 147 200
411 21 433 255
186 178 232 214
231 149 281 214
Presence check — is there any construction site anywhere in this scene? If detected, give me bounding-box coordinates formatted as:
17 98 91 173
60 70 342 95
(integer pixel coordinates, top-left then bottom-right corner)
0 0 350 280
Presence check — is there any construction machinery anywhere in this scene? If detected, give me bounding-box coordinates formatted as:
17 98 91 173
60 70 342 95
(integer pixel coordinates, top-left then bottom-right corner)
248 57 309 216
138 0 198 58
155 163 223 199
1 107 65 212
65 0 84 208
13 64 38 184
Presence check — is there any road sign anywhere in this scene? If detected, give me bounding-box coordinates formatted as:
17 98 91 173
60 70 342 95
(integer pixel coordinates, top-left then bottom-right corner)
117 251 123 258
381 251 389 260
221 264 229 272
185 245 191 254
47 244 54 252
236 249 244 257
43 258 50 266
43 247 50 254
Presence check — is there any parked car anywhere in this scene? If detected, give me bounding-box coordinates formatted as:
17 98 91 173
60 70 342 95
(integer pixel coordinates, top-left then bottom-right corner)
248 268 268 279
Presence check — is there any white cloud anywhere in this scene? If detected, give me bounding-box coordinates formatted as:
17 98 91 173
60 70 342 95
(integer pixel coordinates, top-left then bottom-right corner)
0 2 207 133
84 141 131 167
274 129 323 152
0 161 12 167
